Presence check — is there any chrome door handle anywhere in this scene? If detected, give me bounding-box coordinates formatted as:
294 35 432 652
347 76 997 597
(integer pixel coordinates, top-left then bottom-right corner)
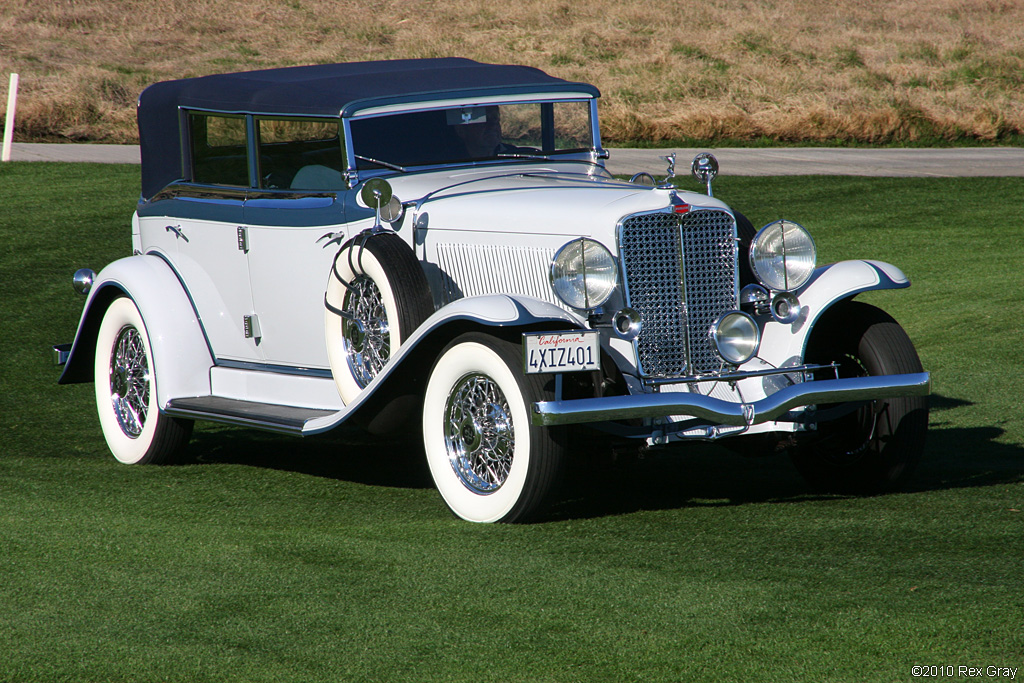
317 231 344 247
165 225 189 242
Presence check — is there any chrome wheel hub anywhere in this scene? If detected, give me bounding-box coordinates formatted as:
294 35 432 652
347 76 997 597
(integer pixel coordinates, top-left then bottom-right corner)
342 275 390 388
444 374 514 494
109 325 149 438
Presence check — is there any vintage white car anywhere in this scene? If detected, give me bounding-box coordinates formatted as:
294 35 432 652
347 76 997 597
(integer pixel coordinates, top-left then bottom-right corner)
56 58 930 522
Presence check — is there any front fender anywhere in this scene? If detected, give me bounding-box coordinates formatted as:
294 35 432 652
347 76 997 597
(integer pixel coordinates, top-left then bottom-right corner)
754 259 911 368
59 255 213 409
421 294 585 330
305 294 584 433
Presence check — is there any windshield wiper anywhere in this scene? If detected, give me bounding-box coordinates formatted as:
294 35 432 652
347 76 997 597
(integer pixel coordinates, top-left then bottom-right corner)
355 154 407 173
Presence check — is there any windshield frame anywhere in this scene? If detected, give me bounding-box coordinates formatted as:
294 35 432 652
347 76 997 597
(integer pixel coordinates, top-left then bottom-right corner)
341 94 604 186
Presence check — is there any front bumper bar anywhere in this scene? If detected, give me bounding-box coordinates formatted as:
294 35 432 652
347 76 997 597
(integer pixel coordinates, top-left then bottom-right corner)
531 372 930 427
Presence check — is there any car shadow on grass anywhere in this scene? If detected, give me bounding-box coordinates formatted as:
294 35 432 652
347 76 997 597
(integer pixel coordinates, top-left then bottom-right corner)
187 424 434 490
548 392 1024 521
179 392 1024 521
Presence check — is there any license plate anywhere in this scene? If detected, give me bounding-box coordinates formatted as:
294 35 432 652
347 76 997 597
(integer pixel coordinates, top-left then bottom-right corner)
523 331 600 374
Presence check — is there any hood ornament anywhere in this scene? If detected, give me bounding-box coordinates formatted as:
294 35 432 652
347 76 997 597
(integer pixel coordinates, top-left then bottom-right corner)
658 153 677 188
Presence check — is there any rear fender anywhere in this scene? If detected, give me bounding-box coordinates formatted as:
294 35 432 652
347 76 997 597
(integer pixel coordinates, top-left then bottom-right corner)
59 255 213 409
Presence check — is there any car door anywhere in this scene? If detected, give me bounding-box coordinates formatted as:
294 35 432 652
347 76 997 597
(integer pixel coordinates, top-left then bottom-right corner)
242 117 354 370
138 187 262 364
243 192 350 369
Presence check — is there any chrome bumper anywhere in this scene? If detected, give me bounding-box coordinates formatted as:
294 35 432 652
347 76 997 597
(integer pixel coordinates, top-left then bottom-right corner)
531 372 930 427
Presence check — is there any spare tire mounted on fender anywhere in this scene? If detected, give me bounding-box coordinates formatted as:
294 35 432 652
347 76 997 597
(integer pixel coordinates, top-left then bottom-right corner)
325 231 434 404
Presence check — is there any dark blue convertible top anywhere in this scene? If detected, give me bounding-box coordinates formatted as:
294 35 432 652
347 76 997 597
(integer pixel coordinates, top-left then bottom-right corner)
137 58 600 199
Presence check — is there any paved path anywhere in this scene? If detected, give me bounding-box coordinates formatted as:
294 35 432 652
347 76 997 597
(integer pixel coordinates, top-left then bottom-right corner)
8 142 141 164
607 147 1024 177
6 142 1024 177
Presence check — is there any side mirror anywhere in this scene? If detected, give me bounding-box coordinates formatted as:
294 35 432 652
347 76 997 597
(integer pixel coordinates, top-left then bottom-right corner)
360 178 404 228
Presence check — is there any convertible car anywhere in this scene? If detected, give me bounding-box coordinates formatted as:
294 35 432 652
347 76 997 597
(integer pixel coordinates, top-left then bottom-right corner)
55 58 930 522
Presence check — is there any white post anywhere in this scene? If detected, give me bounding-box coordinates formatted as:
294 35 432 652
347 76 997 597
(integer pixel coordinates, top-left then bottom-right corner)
2 73 19 162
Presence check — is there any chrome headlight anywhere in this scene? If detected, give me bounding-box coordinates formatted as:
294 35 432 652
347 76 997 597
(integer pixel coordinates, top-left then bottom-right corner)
710 311 760 365
550 238 618 310
749 220 816 292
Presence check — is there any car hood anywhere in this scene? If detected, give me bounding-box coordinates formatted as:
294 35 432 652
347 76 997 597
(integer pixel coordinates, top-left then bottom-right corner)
380 162 732 241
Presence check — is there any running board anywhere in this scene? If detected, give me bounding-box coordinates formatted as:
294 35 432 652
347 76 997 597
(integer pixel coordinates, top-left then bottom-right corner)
165 397 337 434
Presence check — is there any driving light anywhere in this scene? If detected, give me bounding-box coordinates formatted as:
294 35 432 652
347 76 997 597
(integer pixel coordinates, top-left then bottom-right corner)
749 220 816 292
550 238 617 310
710 311 760 365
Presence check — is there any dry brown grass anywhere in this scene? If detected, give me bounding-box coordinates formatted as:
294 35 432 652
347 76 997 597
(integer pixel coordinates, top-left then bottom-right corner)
2 0 1023 144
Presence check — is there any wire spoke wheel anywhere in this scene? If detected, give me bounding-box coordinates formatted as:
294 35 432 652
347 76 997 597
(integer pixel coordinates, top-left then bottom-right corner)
342 275 391 388
324 233 435 404
109 325 150 438
444 373 515 493
423 333 566 523
94 297 192 464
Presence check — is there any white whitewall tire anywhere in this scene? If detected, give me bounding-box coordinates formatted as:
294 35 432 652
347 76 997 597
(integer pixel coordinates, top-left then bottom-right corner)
325 233 433 404
422 333 565 523
93 296 192 464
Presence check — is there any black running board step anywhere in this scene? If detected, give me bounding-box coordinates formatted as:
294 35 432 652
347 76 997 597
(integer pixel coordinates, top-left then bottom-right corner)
165 397 337 434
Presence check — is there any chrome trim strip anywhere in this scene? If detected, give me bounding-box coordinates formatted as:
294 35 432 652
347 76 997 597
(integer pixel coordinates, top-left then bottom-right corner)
531 372 931 427
589 99 604 162
147 183 338 203
351 92 596 118
148 184 248 203
215 358 334 379
413 167 603 213
244 189 339 201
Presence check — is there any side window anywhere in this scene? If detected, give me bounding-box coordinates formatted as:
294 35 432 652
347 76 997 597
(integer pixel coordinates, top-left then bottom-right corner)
256 118 346 190
189 113 249 186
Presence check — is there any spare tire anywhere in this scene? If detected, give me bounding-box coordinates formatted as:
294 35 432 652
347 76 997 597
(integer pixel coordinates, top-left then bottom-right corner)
325 232 434 404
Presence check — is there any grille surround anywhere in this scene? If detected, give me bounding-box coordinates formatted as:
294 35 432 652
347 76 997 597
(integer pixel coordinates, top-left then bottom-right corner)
618 208 739 377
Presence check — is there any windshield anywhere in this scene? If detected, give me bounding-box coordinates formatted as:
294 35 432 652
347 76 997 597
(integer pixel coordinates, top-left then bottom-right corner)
348 101 594 171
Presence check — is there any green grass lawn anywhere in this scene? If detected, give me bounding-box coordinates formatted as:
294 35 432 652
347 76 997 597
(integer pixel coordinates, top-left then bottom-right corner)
1 164 1022 682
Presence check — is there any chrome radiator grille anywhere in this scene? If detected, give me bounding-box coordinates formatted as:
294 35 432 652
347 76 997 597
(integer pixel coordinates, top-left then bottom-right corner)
619 209 738 377
619 212 689 376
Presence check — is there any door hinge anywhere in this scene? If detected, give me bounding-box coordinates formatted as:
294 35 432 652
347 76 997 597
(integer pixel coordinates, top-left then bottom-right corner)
243 314 261 339
237 226 249 252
